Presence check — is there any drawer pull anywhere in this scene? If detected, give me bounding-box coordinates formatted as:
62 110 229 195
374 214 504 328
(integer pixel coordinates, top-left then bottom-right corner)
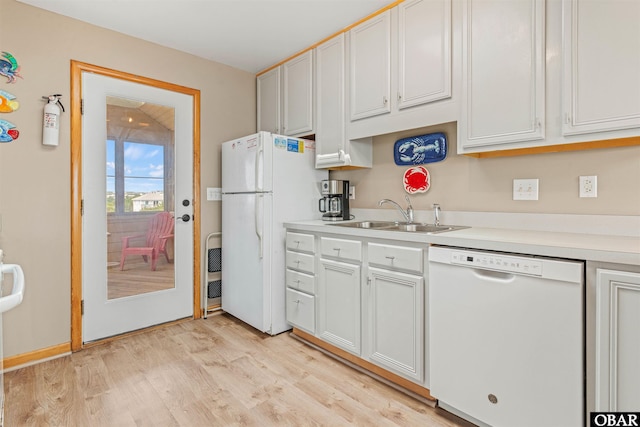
295 260 301 266
294 299 301 304
385 256 395 260
294 240 301 247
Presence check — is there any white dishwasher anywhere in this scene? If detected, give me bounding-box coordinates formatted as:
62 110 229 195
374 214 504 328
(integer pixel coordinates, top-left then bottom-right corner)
429 246 584 427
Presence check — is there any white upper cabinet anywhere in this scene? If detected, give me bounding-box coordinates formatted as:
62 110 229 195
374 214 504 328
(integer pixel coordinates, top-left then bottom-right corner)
397 0 451 110
257 51 314 137
257 67 281 134
316 34 346 161
283 50 314 136
347 1 454 140
315 33 373 169
459 0 545 150
562 0 640 136
349 10 392 121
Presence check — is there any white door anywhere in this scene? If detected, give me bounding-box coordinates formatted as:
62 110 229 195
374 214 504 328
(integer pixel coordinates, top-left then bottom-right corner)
317 258 361 355
367 267 424 382
282 50 314 136
257 67 281 134
349 10 391 121
82 72 193 342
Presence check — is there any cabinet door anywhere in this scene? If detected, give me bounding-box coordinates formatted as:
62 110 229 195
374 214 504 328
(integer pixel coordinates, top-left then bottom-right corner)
366 267 424 382
349 10 391 121
317 258 361 355
257 67 281 133
460 0 545 149
562 0 640 135
397 0 451 110
316 34 345 159
595 269 640 411
283 50 314 136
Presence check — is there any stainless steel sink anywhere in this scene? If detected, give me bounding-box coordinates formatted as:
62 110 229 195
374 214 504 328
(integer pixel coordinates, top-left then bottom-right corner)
328 220 398 229
387 224 467 233
329 221 468 234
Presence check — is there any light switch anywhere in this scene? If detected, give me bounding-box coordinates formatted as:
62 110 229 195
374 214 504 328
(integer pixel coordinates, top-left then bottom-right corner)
207 187 221 201
513 179 539 201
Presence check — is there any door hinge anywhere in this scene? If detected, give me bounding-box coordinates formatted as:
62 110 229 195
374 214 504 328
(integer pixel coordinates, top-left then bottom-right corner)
81 98 84 115
81 199 84 216
81 299 84 315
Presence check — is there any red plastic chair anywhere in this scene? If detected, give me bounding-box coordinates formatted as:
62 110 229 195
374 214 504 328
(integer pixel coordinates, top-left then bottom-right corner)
119 212 174 271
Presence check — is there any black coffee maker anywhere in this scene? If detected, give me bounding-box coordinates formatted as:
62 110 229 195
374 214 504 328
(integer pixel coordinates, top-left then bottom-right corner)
319 180 350 221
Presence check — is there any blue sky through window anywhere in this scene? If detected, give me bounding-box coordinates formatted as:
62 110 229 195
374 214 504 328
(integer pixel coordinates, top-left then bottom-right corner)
106 139 165 193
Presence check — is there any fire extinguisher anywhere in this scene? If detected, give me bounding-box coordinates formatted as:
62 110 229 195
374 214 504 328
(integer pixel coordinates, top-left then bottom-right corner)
42 94 64 146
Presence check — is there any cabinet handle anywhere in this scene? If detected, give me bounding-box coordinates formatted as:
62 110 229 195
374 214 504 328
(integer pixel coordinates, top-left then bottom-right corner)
294 299 301 304
294 240 301 248
385 256 395 260
564 113 571 124
295 280 301 284
383 96 388 105
397 92 402 101
333 247 341 252
295 260 301 266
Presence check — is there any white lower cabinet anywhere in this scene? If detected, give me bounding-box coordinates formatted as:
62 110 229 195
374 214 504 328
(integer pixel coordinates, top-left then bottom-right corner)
286 288 315 334
366 267 424 382
285 232 317 333
287 228 429 394
595 269 640 411
317 258 362 355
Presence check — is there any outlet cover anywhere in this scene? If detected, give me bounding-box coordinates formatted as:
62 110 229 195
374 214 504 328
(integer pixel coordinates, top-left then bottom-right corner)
513 179 539 201
579 176 597 198
349 186 355 200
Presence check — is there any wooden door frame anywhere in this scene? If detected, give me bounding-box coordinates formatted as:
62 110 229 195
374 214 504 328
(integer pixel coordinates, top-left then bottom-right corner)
70 61 202 351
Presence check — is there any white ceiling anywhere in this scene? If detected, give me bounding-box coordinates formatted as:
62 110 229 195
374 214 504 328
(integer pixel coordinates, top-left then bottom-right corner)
17 0 392 74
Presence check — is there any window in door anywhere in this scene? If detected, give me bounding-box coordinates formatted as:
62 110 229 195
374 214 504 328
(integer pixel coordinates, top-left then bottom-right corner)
104 96 177 300
106 139 166 213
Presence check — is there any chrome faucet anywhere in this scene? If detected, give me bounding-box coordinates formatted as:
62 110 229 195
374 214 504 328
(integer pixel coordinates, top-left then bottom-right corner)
433 203 441 226
378 195 414 223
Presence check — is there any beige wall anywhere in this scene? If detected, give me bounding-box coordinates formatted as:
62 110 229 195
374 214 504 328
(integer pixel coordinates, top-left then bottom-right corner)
0 0 255 357
332 122 640 216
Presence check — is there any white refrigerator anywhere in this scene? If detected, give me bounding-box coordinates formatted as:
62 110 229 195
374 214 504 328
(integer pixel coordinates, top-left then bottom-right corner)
221 132 327 335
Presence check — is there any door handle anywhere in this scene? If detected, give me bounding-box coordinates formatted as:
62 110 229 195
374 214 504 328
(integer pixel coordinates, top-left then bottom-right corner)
177 214 191 222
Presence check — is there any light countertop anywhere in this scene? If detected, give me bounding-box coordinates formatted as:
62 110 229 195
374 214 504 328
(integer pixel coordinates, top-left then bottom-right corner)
284 219 640 266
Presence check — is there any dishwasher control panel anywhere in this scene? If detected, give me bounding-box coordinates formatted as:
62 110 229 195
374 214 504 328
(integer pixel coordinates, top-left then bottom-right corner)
450 251 543 276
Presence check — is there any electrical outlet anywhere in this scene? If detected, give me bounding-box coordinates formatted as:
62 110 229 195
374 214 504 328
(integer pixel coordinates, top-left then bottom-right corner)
513 179 539 201
579 176 597 198
349 185 356 200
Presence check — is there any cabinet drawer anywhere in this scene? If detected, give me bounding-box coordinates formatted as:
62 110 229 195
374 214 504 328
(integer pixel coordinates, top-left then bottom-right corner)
286 269 315 294
286 288 315 334
368 243 423 274
320 237 362 262
286 250 315 274
286 232 315 253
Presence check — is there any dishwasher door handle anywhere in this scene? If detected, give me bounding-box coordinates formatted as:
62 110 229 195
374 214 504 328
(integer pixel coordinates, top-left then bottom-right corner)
471 268 516 283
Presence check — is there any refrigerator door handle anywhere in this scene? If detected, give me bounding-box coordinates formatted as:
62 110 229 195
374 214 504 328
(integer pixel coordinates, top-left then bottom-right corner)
255 193 263 258
255 140 263 192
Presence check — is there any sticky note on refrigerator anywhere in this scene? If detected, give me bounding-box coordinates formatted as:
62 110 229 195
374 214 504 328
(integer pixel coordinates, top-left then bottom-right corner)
287 138 304 153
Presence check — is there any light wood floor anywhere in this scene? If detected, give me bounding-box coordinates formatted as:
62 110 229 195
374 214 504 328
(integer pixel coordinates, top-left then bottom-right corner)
4 313 474 427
